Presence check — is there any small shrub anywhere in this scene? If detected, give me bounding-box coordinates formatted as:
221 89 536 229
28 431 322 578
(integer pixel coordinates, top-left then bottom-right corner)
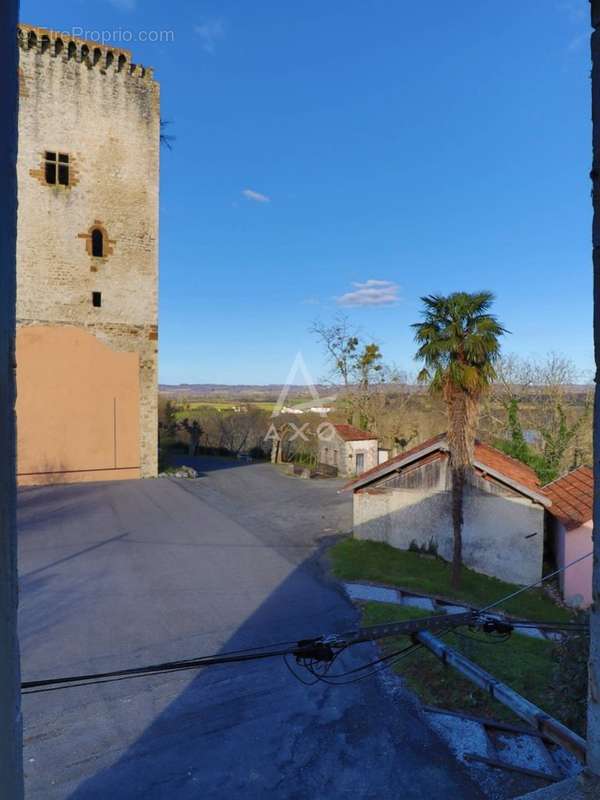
408 538 439 558
426 537 438 557
547 615 589 736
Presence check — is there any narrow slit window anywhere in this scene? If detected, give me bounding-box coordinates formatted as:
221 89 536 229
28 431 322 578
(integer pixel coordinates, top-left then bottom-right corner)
44 151 70 186
91 228 104 258
58 154 69 186
92 292 102 308
45 151 56 184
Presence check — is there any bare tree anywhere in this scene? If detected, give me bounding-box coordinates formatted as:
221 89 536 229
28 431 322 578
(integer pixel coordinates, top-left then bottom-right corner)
311 315 359 389
178 418 203 456
160 119 175 150
489 353 592 483
312 316 397 430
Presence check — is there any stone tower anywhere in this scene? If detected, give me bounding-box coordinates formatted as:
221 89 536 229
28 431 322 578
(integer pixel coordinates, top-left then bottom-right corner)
16 25 159 484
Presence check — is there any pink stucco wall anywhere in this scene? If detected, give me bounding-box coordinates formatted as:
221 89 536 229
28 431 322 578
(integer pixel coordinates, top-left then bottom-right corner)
560 519 593 609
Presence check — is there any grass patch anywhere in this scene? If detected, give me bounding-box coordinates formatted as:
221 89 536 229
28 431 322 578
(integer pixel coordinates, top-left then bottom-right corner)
330 539 572 623
361 602 559 724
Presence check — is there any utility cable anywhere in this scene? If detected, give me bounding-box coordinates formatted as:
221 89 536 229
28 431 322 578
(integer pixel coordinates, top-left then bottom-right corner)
479 551 593 614
22 613 466 694
23 551 593 695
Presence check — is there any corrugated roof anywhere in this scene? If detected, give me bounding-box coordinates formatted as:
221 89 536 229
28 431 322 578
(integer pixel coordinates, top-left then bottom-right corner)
543 466 593 530
333 423 377 442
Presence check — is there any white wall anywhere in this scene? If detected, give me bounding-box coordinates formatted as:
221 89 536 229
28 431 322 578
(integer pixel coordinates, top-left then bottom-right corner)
354 470 545 586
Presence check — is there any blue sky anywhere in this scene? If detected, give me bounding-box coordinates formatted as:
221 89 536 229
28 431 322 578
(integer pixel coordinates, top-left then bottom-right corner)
21 0 593 384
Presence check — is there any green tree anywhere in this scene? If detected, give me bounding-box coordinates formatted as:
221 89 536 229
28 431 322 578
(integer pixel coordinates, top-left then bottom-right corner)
412 291 506 588
158 398 178 444
355 343 385 429
496 397 589 485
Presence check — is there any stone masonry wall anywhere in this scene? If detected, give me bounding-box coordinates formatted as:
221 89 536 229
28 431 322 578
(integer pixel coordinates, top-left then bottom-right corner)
318 432 378 477
16 26 160 477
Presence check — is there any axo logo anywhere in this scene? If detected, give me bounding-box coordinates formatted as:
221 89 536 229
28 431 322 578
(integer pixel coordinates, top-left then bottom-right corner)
264 353 337 446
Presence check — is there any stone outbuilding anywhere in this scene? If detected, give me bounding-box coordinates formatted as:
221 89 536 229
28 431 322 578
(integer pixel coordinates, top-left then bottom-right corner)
342 433 551 587
318 424 379 478
544 466 593 609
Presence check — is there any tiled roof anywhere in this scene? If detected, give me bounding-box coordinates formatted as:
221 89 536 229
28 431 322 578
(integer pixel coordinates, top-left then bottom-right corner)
543 466 593 530
474 441 541 495
342 432 543 501
333 423 377 442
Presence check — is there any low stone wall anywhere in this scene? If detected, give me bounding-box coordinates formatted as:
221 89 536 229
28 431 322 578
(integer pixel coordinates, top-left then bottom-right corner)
280 463 312 479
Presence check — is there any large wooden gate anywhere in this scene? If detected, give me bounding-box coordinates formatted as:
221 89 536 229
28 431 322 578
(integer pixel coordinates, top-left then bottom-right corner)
16 325 140 485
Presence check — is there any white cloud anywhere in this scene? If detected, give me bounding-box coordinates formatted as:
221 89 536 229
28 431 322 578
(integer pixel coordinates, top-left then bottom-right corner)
336 279 400 307
242 188 270 203
194 19 225 54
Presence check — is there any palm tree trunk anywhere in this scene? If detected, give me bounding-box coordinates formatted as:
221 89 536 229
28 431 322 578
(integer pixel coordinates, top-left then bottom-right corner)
446 388 478 589
450 464 465 589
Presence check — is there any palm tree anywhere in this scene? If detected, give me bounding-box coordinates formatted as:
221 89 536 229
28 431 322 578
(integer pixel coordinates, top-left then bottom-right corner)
412 292 506 588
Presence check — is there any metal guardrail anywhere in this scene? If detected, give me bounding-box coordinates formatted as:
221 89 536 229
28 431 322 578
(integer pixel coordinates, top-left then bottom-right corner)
416 631 587 764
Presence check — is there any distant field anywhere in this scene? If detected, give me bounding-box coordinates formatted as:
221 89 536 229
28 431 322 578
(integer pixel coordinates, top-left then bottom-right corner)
174 400 277 416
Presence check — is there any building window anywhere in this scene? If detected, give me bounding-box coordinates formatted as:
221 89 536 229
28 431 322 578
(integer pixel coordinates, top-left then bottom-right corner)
92 292 102 308
91 228 104 258
44 152 70 186
78 222 114 261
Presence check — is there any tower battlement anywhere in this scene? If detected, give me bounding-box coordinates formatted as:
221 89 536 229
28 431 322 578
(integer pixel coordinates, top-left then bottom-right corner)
17 24 154 81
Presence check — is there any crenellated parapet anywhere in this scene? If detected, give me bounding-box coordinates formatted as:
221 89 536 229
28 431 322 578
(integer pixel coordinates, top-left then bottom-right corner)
17 24 155 81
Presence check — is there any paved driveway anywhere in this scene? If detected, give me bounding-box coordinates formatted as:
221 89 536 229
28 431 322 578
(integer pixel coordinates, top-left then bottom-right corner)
19 458 483 799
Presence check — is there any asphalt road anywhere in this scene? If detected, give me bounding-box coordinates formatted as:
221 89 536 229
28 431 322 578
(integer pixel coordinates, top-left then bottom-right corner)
19 458 484 799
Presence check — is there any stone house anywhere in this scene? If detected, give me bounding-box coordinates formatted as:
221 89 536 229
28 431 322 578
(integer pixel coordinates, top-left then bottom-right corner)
318 424 379 478
343 433 551 586
15 26 159 485
544 466 593 608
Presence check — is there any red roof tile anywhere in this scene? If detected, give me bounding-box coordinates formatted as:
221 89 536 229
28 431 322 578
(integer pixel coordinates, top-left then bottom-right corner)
474 441 541 494
543 466 593 530
343 432 543 499
333 423 377 442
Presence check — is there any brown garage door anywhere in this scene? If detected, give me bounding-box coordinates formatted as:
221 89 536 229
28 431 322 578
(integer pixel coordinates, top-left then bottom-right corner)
16 325 141 485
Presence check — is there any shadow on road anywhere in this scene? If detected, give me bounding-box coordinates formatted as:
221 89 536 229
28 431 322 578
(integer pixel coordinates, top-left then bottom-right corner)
66 560 484 800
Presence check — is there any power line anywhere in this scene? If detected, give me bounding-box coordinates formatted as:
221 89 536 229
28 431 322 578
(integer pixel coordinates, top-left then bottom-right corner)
22 613 473 694
479 551 593 614
22 550 593 695
22 643 302 694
